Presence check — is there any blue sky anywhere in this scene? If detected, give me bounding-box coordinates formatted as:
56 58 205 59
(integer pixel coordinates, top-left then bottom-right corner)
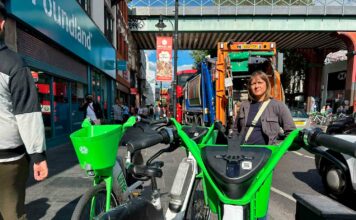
146 50 194 68
145 50 195 88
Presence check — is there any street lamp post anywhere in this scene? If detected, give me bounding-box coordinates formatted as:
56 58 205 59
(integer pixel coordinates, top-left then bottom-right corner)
160 81 163 106
172 0 178 119
155 0 179 118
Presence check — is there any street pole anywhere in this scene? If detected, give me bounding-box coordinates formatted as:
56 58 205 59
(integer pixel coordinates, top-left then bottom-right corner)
160 81 163 106
172 0 178 119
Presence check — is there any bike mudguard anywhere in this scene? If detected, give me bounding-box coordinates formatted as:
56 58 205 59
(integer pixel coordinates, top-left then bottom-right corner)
97 197 164 220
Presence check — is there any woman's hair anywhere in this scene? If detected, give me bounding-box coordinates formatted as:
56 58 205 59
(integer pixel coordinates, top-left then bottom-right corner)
85 94 93 102
248 71 271 102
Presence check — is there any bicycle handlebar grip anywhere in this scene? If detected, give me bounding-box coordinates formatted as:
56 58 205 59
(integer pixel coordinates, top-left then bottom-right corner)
314 133 356 157
126 133 164 153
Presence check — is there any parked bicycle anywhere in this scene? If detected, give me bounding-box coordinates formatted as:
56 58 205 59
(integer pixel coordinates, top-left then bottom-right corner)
96 118 356 220
70 116 169 220
309 111 329 126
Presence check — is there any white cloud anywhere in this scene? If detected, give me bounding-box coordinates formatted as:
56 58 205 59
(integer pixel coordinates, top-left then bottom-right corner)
148 61 156 71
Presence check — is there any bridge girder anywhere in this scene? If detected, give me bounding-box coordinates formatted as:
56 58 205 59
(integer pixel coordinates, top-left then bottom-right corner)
129 16 351 50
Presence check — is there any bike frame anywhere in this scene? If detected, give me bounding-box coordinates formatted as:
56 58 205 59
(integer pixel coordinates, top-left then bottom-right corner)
170 119 301 220
80 117 138 218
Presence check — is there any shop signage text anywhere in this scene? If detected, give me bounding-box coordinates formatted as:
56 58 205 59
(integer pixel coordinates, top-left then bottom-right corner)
8 0 116 78
32 0 93 50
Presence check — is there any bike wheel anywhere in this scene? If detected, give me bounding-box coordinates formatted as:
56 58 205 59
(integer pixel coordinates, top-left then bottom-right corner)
185 179 218 220
71 183 119 220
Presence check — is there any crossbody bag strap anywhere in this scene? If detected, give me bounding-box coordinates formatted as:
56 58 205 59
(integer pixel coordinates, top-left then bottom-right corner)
244 99 271 143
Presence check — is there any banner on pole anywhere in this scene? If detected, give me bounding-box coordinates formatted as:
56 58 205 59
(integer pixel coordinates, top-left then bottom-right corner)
156 36 173 82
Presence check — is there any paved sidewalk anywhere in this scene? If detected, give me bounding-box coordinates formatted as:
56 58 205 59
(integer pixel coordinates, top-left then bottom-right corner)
25 144 91 220
25 143 186 220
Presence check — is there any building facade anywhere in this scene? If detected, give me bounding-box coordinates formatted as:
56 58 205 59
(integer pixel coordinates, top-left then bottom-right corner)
116 0 130 106
142 51 156 105
5 0 120 147
321 60 348 110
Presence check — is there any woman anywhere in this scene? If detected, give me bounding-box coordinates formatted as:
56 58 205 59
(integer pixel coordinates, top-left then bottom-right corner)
235 71 295 145
79 94 103 124
111 98 123 124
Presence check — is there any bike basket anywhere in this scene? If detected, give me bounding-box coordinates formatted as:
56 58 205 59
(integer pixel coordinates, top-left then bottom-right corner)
70 125 123 170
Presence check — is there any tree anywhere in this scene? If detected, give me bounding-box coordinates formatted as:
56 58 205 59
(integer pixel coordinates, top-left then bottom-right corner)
190 49 217 68
190 50 210 67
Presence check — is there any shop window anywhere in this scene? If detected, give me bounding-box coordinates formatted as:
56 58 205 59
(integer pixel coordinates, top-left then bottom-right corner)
102 76 108 118
92 70 109 119
33 71 52 138
77 0 91 16
104 6 114 43
72 82 86 131
92 71 101 104
53 77 70 136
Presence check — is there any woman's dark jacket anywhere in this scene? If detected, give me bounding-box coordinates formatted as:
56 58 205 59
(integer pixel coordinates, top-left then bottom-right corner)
235 98 296 144
79 102 103 119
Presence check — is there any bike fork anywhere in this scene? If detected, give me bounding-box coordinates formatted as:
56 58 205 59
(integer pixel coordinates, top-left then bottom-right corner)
103 176 113 212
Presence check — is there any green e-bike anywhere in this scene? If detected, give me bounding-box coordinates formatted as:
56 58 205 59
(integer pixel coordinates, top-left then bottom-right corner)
97 118 356 220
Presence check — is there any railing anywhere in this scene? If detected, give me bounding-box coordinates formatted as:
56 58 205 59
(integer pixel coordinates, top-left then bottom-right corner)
129 0 356 16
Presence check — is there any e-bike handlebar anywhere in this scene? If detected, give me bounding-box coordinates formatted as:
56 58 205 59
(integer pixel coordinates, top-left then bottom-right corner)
301 128 356 157
126 127 173 153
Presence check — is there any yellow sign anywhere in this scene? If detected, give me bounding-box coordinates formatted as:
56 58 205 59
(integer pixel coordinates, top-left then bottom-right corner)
294 121 305 125
239 44 261 49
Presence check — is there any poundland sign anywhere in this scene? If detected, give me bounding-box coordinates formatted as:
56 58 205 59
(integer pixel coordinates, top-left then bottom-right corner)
8 0 116 78
32 0 93 50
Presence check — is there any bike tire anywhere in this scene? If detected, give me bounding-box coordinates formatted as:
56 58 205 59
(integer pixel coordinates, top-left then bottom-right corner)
185 179 218 220
71 183 119 220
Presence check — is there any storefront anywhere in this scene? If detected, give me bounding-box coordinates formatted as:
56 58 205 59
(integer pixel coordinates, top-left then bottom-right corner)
321 61 348 112
7 0 116 147
116 60 130 106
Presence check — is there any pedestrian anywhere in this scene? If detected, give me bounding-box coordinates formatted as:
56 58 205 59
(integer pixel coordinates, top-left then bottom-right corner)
130 105 136 116
138 105 148 118
162 105 167 118
79 94 103 124
154 104 161 120
0 3 48 219
121 102 130 122
111 98 123 124
138 106 143 116
143 105 149 118
235 71 296 145
326 105 333 115
320 105 326 114
149 104 154 119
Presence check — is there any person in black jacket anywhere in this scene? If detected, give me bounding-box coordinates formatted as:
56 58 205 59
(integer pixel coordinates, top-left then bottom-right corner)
79 94 103 124
0 3 48 219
